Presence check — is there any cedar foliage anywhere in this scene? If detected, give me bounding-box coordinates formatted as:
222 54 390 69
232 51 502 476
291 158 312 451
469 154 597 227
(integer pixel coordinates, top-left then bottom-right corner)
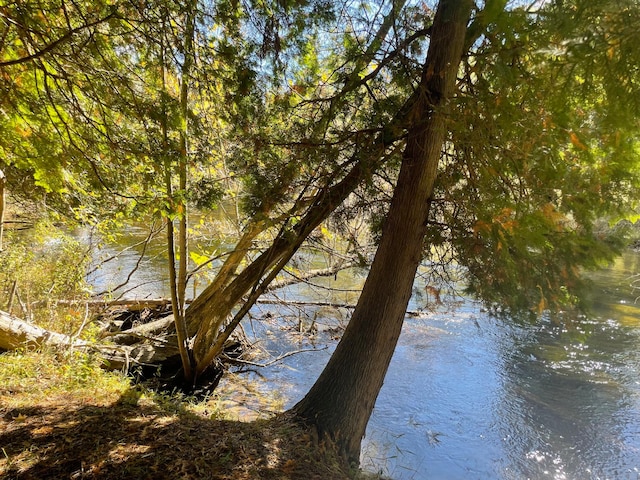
1 0 640 380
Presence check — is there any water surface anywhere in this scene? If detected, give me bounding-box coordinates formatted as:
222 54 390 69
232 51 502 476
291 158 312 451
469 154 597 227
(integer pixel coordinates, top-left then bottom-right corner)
88 232 640 479
245 255 640 479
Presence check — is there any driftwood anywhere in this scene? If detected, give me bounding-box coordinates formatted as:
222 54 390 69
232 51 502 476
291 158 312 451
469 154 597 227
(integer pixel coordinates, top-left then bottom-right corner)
30 298 179 342
0 309 180 371
103 315 176 346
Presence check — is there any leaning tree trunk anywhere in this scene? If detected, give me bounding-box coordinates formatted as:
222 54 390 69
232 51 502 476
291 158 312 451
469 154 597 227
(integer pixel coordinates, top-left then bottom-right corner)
292 0 473 465
188 158 375 376
182 2 429 378
0 168 5 251
186 120 405 376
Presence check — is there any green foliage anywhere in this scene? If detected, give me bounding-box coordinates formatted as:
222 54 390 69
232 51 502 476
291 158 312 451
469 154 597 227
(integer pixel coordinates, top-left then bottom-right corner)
424 0 640 314
2 0 640 323
0 223 89 299
189 178 225 210
0 222 90 332
0 349 131 405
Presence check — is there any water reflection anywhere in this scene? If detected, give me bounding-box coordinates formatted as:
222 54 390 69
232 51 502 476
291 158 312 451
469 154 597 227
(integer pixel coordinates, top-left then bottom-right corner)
81 224 172 298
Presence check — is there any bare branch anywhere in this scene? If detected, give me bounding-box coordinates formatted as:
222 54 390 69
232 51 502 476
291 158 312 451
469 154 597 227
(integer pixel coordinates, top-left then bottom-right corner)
266 262 356 291
222 345 329 368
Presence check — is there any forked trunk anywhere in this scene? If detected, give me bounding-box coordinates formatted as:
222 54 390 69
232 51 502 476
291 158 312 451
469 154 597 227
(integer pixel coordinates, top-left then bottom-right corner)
186 133 397 373
292 0 473 464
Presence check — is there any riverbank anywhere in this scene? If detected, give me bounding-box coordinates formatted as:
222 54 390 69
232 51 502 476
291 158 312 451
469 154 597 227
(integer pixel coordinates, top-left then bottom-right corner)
0 350 368 480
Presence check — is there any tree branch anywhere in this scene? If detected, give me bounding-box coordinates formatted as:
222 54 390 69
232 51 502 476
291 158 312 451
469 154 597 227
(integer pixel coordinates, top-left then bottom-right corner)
0 7 119 68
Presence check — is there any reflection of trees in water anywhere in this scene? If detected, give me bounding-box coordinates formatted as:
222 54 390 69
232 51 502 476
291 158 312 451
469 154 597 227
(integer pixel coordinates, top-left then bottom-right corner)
587 252 640 312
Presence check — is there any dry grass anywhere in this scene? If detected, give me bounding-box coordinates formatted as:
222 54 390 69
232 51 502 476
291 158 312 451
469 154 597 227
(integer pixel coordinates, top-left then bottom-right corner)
0 350 355 480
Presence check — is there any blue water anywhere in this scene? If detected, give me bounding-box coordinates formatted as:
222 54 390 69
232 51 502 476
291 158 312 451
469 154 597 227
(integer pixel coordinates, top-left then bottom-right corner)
88 229 640 479
239 256 640 480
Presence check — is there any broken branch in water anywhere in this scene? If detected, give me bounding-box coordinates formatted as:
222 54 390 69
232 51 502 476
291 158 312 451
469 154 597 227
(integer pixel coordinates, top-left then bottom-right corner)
222 345 329 368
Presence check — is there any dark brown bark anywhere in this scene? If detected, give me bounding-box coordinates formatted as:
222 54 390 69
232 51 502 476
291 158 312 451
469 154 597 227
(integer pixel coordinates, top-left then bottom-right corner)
292 0 473 465
0 168 5 251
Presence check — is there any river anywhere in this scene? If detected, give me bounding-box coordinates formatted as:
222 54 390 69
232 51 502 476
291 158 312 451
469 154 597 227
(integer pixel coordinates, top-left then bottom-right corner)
88 229 640 479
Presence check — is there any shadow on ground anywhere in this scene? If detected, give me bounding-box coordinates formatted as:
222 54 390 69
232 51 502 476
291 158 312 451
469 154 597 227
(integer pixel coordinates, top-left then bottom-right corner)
0 388 348 480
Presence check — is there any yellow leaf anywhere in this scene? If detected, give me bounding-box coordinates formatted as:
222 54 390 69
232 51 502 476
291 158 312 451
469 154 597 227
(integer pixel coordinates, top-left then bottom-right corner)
320 225 333 239
189 251 210 266
472 220 490 237
15 125 32 138
13 413 27 423
541 203 565 230
536 285 546 314
537 297 546 315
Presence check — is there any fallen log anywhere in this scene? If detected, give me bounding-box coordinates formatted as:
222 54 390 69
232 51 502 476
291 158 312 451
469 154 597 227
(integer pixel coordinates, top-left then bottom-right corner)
0 309 80 352
103 315 176 346
35 298 185 311
0 309 180 372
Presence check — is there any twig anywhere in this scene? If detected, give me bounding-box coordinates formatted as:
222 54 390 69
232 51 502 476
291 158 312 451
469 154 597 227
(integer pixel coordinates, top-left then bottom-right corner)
254 298 429 317
100 331 175 345
68 302 91 350
86 223 163 277
257 299 355 309
223 346 328 368
267 262 356 291
0 8 120 67
6 280 17 314
90 221 164 298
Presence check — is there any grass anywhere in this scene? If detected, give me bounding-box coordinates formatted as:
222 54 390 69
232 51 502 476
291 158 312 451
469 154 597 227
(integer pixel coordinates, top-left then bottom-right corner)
0 349 376 480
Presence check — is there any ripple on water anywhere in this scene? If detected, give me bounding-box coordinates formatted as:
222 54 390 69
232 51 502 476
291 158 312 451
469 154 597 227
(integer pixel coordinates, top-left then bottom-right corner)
85 234 640 479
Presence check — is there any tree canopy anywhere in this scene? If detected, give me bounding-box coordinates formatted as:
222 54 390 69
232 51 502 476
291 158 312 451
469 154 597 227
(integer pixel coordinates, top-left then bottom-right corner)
2 0 640 463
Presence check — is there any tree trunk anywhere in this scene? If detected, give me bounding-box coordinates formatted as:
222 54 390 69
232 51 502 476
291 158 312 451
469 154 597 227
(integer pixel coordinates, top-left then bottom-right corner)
159 6 195 381
186 129 399 374
292 0 473 465
173 0 198 383
182 2 434 370
0 168 5 251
